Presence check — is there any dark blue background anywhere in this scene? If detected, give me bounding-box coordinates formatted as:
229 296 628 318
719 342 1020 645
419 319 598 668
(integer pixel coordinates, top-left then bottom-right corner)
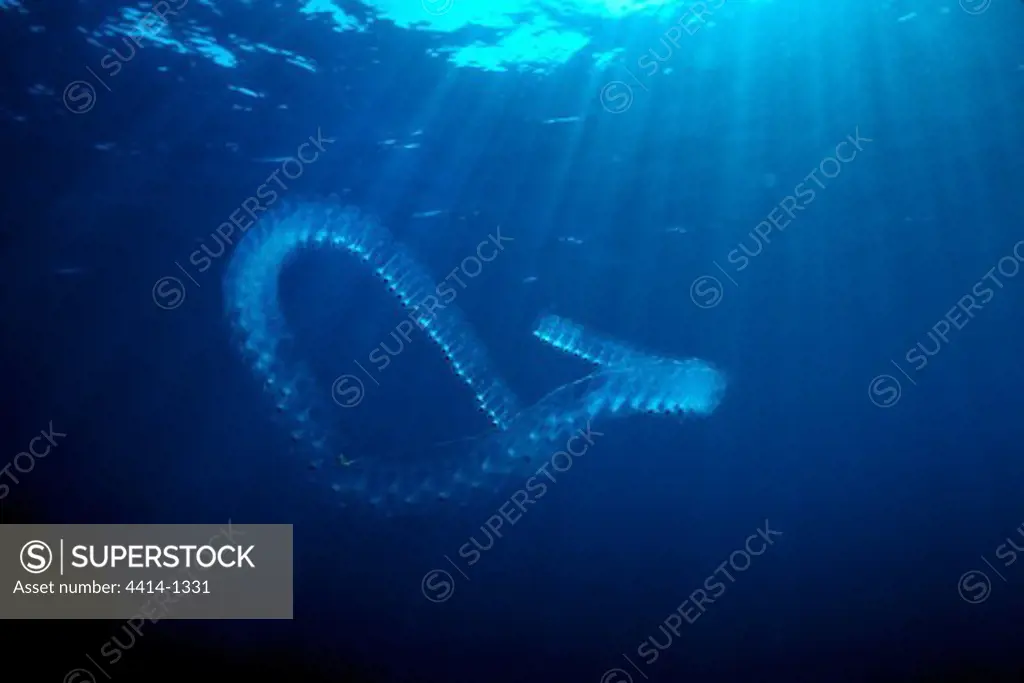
2 0 1023 681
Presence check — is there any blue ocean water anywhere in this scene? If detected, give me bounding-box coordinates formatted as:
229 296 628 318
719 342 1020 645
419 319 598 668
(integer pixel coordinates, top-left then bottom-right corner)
2 0 1024 680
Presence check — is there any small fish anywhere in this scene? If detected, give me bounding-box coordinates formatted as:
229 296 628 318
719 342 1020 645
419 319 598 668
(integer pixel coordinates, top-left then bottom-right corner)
542 116 582 125
337 453 359 467
523 276 538 284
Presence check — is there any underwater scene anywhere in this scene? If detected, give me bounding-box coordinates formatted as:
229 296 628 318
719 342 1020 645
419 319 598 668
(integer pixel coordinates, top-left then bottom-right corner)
1 0 1023 681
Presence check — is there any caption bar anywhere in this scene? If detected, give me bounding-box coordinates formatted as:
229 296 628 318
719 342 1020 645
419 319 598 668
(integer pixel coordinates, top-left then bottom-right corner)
0 523 292 619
